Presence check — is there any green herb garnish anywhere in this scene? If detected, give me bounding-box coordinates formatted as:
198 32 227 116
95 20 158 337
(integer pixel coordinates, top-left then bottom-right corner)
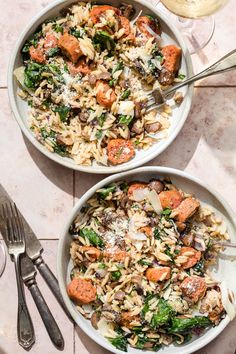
178 73 186 80
98 113 106 127
96 184 116 199
108 336 127 352
161 208 172 218
53 105 71 122
69 27 85 38
79 228 104 248
52 23 64 33
138 259 152 266
95 130 103 139
121 89 131 100
168 316 211 334
93 31 115 53
110 270 122 281
118 114 133 125
151 299 175 328
24 62 45 89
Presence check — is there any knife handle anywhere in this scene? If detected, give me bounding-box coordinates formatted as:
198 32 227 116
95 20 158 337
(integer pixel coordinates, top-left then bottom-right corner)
35 257 72 321
26 279 64 350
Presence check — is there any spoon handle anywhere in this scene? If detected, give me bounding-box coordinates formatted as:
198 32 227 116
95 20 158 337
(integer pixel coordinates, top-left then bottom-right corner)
166 49 236 96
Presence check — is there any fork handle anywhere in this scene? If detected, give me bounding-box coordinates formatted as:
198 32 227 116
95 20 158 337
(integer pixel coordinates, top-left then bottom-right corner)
26 279 64 350
166 49 236 96
15 255 35 349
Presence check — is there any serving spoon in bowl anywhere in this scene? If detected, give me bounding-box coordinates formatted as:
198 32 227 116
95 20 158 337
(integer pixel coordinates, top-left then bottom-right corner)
146 49 236 110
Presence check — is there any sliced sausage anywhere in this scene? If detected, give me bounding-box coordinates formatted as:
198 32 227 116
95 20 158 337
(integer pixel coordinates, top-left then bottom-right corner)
177 246 201 269
29 45 45 64
146 267 171 282
127 182 147 199
58 33 83 63
68 59 91 76
103 247 127 261
174 197 200 223
96 80 116 108
90 5 121 24
180 276 207 303
159 190 183 209
107 139 134 165
67 277 97 304
119 16 135 42
161 45 182 74
79 246 101 261
137 15 161 38
44 33 58 49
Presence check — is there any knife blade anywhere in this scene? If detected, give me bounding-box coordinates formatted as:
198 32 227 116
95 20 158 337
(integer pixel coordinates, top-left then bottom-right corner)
21 255 64 350
0 184 72 320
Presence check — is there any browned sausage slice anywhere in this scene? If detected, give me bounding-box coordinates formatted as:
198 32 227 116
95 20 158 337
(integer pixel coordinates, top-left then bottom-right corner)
68 59 91 76
44 33 58 49
180 276 207 303
67 277 97 304
174 197 200 222
177 246 201 269
29 45 45 64
146 267 171 282
137 15 161 38
58 33 83 63
161 45 182 74
159 190 183 209
107 139 135 165
96 80 116 108
90 5 121 24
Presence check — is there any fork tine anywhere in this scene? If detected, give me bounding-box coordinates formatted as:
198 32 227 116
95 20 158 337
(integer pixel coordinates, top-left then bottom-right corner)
3 204 13 243
10 203 23 242
14 204 23 242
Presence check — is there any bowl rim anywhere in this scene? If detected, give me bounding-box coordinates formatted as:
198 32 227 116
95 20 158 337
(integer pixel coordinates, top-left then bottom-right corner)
7 0 194 174
57 166 236 354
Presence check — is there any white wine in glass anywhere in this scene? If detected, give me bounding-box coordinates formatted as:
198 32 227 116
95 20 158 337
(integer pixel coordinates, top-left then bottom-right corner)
160 0 229 54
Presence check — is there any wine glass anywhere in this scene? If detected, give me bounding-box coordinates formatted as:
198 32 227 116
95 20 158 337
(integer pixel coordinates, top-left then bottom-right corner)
159 0 229 54
0 240 6 277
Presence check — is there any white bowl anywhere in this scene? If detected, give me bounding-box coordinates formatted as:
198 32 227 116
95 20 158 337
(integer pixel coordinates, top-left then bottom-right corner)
8 0 193 174
57 166 236 354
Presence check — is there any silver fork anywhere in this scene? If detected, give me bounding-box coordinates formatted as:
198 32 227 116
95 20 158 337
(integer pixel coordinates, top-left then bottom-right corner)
1 203 35 350
146 49 236 111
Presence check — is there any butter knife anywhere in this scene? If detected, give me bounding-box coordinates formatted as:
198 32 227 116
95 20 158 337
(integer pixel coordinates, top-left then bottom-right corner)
0 185 71 320
21 254 64 350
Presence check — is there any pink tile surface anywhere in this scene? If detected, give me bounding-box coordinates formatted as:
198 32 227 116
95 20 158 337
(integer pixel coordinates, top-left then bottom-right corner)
0 90 73 239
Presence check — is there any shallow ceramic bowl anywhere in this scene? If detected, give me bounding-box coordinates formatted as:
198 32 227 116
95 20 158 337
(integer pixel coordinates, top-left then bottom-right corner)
57 166 236 354
8 0 193 174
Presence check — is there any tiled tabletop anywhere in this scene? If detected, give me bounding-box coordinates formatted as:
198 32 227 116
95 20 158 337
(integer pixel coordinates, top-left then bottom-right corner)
0 0 236 353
